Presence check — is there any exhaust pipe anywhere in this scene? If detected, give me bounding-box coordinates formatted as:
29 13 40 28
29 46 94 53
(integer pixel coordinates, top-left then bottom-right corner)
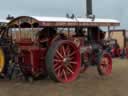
86 0 95 20
86 0 92 17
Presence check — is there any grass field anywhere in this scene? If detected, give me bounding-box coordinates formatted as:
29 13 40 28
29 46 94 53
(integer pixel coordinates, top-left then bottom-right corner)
0 58 127 96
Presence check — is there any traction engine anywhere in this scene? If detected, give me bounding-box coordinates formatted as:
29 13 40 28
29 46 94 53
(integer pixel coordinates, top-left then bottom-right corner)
0 12 120 83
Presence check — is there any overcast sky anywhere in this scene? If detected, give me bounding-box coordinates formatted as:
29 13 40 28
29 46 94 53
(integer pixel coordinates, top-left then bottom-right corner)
0 0 127 29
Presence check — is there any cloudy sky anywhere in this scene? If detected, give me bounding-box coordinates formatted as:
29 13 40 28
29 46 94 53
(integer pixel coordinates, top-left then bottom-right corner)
0 0 127 29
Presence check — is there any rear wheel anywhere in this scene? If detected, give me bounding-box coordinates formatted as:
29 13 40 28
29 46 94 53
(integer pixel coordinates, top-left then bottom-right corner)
0 47 11 78
97 52 112 76
0 48 5 73
46 40 81 83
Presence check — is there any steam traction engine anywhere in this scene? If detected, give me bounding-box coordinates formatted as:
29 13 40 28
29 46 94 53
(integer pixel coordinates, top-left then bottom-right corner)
5 16 120 83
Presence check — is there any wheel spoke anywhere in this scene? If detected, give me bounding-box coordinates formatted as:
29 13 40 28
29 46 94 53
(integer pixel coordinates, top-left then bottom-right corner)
101 58 106 65
65 66 74 74
107 64 111 73
56 50 63 59
55 64 63 71
100 57 110 73
69 57 74 61
65 46 71 55
102 65 107 69
105 58 110 72
54 59 63 63
62 46 66 57
69 51 77 57
101 58 108 66
100 63 107 72
105 58 109 65
54 62 60 68
67 64 73 68
100 64 107 69
70 61 77 65
57 69 61 77
55 54 62 60
63 69 68 80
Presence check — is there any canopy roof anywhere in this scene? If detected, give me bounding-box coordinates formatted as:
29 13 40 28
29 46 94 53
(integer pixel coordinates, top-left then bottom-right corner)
8 16 120 27
0 19 10 26
0 19 10 23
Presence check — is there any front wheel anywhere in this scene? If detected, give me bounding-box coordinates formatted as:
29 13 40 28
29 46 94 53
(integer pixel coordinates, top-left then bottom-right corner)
97 52 112 76
45 40 81 83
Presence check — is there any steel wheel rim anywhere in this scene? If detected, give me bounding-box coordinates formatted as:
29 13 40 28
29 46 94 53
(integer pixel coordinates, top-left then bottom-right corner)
0 48 5 73
99 53 112 75
53 41 80 82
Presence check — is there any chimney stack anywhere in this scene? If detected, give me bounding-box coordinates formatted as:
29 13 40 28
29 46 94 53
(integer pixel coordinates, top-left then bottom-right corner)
86 0 93 18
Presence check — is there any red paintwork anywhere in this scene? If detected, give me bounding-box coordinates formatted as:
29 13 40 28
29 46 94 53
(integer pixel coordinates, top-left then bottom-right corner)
19 46 47 76
116 48 121 57
16 39 34 46
111 48 115 56
18 39 47 77
111 48 121 57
